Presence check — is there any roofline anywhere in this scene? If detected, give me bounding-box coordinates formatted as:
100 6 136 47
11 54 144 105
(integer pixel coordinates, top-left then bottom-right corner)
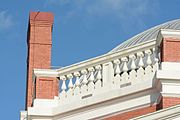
34 39 156 78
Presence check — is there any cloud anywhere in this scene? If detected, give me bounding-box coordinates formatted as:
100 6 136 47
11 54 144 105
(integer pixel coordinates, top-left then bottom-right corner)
86 0 159 22
44 0 159 30
0 11 13 31
45 0 158 16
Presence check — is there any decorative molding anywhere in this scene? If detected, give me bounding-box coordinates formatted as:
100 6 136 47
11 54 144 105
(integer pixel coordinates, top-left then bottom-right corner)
131 104 180 120
156 29 180 46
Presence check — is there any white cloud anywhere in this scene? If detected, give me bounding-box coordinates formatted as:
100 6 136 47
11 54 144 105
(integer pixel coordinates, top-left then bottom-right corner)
0 11 13 31
50 0 157 17
86 0 158 20
45 0 159 30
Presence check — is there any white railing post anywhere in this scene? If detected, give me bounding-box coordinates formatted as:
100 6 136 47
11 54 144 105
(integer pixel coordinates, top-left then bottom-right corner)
103 62 114 88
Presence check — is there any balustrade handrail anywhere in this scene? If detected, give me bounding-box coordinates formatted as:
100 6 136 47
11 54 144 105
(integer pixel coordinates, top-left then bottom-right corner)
34 39 156 77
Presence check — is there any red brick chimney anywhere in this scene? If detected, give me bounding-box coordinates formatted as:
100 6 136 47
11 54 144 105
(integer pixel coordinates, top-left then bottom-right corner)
26 12 58 109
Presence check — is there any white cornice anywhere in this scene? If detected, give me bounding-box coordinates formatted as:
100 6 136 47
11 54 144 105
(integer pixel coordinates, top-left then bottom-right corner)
156 29 180 46
33 69 59 77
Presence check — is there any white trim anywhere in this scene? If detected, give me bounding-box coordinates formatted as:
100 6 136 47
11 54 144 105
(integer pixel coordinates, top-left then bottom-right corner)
157 62 180 81
28 78 160 120
157 70 180 81
161 93 180 98
33 69 59 77
20 111 27 120
157 62 180 98
156 29 180 46
131 104 180 120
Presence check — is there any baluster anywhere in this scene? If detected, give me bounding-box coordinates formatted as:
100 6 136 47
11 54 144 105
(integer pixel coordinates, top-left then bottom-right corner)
129 54 136 70
137 52 144 68
88 67 95 92
60 76 67 99
95 65 102 89
67 74 74 97
152 48 159 72
113 59 121 75
81 69 88 93
122 57 128 72
74 72 81 95
137 52 145 81
152 47 156 64
145 50 152 66
113 59 121 87
145 50 153 79
129 54 137 84
121 57 129 84
153 58 159 72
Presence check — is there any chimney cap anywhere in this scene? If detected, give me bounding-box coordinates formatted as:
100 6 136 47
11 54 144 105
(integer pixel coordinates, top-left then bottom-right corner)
29 11 54 22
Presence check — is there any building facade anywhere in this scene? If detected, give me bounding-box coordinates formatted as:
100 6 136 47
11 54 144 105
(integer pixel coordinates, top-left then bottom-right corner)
20 12 180 120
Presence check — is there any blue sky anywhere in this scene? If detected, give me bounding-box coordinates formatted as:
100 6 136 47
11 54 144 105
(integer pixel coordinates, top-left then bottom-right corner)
0 0 180 119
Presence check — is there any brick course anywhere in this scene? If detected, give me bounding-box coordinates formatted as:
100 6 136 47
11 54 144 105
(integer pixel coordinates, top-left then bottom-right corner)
104 104 158 120
161 97 180 109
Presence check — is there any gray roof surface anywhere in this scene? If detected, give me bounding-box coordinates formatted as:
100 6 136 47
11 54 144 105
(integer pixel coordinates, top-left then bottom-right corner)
109 19 180 53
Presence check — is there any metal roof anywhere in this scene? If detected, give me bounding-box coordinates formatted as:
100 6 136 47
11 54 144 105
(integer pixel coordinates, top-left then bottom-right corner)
109 19 180 53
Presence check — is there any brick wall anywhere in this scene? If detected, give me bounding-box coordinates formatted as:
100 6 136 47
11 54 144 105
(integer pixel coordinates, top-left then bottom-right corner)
161 37 180 62
36 77 59 99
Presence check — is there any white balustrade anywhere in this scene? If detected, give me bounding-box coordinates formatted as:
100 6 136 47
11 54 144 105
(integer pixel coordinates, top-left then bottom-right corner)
111 48 159 88
58 46 159 101
59 64 104 99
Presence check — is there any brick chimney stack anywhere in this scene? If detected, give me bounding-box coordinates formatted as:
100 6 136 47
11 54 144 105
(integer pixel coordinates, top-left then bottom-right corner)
26 12 58 109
